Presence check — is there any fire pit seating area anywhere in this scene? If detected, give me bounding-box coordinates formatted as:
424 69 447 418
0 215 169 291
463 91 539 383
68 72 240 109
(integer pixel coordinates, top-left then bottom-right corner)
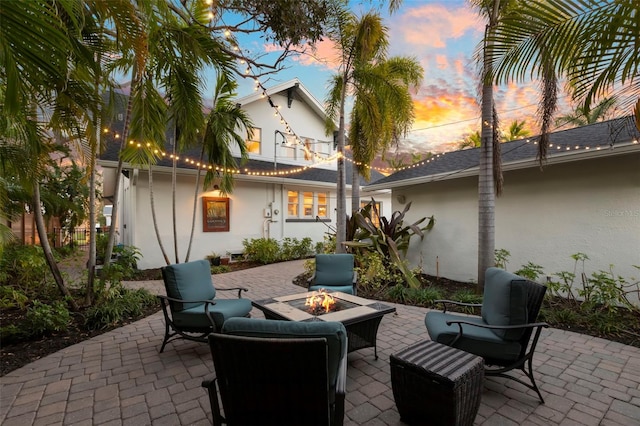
308 254 358 295
158 259 252 353
202 317 347 426
424 267 548 403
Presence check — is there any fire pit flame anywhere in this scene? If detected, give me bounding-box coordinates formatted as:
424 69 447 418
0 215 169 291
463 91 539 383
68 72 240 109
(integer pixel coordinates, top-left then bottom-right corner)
305 289 336 315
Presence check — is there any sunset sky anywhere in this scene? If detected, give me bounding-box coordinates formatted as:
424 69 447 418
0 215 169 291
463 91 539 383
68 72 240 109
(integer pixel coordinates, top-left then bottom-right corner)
219 0 575 155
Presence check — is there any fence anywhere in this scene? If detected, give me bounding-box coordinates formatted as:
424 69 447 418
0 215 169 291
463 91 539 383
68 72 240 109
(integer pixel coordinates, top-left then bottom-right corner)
52 227 91 248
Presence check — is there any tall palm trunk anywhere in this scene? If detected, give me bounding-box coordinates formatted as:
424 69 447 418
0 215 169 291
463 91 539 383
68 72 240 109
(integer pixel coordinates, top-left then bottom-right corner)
335 79 348 253
477 0 500 290
171 126 179 263
85 124 98 305
149 165 171 265
104 67 139 269
185 145 206 261
351 166 360 214
33 184 79 311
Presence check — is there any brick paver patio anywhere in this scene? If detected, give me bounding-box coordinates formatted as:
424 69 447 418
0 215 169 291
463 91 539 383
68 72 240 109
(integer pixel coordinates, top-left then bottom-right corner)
1 260 639 425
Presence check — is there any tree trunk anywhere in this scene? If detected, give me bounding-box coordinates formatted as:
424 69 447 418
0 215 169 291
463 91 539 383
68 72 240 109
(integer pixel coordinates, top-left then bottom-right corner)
185 145 206 262
171 127 179 263
335 84 347 253
477 1 500 291
149 166 171 265
33 184 79 311
104 68 138 269
351 165 360 214
85 125 98 306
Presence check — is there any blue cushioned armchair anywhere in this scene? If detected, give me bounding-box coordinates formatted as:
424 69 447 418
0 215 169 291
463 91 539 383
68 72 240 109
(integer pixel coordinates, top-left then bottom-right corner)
308 254 357 295
202 317 348 426
158 259 251 353
424 267 548 403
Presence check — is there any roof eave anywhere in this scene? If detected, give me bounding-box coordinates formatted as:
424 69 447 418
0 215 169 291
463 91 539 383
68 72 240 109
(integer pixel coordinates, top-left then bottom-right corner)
366 142 639 191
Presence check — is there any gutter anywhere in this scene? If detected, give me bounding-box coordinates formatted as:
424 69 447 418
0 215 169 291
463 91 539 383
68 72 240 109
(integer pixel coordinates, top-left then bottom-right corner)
366 142 639 191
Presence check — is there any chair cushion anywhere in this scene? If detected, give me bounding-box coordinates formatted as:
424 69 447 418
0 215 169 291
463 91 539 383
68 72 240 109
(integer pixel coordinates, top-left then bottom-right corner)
309 284 355 295
173 298 252 329
314 254 354 287
162 260 215 311
425 311 522 362
222 317 347 390
481 267 528 341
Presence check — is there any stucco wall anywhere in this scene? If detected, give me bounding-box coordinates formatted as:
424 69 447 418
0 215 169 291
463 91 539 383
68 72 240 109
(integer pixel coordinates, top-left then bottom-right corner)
399 153 640 294
122 170 391 269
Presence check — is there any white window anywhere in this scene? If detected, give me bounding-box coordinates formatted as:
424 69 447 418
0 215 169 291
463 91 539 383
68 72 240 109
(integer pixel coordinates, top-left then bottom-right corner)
246 127 261 154
287 190 330 218
287 191 299 217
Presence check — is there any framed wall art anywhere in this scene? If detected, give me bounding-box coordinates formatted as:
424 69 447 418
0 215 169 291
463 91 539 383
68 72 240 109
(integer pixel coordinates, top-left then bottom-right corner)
202 197 229 232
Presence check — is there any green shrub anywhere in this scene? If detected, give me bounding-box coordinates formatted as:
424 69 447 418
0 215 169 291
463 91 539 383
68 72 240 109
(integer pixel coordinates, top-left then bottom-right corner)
85 284 157 330
357 251 404 294
386 284 410 304
24 300 71 337
0 324 21 343
494 248 511 269
405 287 443 306
514 262 544 281
450 290 482 313
0 243 51 290
280 237 314 260
0 286 28 309
242 238 281 264
99 244 142 281
210 265 231 274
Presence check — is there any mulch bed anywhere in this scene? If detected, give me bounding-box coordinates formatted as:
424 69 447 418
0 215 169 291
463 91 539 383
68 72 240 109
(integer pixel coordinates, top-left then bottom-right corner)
0 260 265 377
2 262 638 377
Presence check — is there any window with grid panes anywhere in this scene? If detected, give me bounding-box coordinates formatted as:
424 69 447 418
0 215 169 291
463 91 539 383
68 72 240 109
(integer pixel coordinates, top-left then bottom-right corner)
246 127 261 153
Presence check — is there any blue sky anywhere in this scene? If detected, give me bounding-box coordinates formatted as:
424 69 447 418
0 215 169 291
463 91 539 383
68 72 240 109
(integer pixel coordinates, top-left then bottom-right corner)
206 0 574 154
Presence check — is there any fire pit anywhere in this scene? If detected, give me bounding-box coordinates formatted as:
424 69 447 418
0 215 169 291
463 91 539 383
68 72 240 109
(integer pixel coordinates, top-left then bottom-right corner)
289 289 359 316
252 291 396 359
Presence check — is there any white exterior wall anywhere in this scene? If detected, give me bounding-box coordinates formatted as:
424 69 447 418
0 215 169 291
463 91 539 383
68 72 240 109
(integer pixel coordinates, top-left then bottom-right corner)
124 170 342 269
236 93 335 169
398 153 640 290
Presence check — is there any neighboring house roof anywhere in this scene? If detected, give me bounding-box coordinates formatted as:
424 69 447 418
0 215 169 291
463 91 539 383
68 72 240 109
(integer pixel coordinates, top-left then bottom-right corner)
235 78 331 126
366 116 640 190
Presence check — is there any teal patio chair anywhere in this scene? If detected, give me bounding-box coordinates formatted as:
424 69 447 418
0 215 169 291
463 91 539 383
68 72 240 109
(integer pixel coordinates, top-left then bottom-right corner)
158 259 251 353
202 317 348 426
308 253 357 295
425 267 548 403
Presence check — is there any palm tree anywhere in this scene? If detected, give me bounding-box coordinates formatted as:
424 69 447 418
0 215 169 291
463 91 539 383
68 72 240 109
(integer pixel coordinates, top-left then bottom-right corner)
470 0 509 289
555 97 616 128
185 75 252 261
325 9 419 251
501 119 530 142
458 130 482 149
487 0 639 147
339 23 423 212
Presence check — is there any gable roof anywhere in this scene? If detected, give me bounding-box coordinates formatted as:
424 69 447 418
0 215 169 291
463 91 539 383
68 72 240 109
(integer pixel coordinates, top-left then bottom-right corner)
235 78 330 125
366 116 640 190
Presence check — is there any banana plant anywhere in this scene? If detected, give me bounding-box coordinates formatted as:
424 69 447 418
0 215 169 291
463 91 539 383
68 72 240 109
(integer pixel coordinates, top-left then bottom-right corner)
345 199 435 288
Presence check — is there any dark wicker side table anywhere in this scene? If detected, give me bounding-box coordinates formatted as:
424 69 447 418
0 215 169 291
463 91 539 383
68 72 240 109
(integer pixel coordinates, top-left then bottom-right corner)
390 340 484 426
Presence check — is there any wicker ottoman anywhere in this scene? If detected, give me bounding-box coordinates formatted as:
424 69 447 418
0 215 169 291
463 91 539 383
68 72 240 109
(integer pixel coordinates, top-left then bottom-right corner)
390 340 484 426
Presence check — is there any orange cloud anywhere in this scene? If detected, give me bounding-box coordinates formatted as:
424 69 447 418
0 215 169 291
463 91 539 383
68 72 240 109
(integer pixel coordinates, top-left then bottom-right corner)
397 4 483 48
292 38 341 71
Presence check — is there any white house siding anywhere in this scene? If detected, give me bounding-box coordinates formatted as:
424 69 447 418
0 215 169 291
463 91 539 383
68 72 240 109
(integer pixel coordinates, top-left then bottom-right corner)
119 169 344 269
399 153 640 297
236 92 334 169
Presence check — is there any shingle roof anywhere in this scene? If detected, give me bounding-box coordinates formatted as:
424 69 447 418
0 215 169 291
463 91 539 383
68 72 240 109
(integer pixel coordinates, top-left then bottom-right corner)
99 135 384 187
367 116 640 188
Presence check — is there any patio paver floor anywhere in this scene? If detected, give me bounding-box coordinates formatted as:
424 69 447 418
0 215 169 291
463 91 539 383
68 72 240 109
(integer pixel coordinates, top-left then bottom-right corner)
1 260 639 425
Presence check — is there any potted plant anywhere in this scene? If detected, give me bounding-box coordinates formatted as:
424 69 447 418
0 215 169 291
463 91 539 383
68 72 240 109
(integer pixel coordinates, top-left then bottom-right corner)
207 252 221 266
